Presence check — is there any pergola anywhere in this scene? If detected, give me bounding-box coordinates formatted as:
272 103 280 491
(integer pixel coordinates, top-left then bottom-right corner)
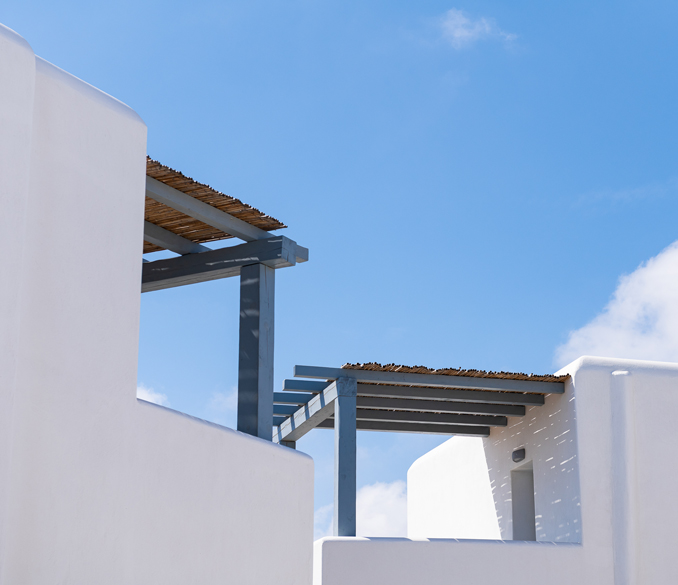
142 158 308 440
272 363 568 536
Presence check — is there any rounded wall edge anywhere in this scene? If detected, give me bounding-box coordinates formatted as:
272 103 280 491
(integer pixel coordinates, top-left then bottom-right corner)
557 355 678 378
0 22 34 57
34 56 146 129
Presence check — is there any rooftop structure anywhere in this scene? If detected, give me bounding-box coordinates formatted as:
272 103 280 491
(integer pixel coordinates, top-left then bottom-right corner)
273 363 566 536
142 158 308 440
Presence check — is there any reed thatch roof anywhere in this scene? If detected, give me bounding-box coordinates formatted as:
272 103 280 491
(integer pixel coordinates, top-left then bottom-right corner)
144 157 286 254
341 362 568 383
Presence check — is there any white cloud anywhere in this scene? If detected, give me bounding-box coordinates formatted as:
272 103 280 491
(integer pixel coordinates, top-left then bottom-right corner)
136 383 170 407
314 480 408 539
209 388 238 412
314 503 333 540
206 387 238 428
357 480 407 536
556 241 678 367
440 8 516 50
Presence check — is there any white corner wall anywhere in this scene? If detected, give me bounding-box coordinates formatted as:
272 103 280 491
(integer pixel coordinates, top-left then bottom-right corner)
0 23 313 584
407 437 500 539
408 374 581 542
315 356 678 585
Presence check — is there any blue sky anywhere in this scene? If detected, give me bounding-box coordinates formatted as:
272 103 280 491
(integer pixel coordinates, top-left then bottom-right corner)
5 0 678 536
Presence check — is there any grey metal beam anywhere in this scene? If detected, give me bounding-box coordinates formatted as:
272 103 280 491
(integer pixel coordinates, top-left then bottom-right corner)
334 378 357 537
146 176 271 242
354 409 506 427
355 396 526 417
143 221 210 255
237 263 275 441
273 391 315 405
280 441 296 450
294 365 565 394
273 389 532 441
356 383 545 406
273 381 340 443
317 419 491 436
295 245 309 263
142 236 298 292
273 404 300 416
282 379 329 393
272 406 509 427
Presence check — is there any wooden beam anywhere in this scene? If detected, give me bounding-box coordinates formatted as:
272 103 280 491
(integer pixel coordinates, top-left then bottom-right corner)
354 409 506 427
317 419 491 436
142 236 297 292
355 396 526 417
356 383 545 406
237 263 275 441
293 365 565 394
143 221 210 255
146 176 271 242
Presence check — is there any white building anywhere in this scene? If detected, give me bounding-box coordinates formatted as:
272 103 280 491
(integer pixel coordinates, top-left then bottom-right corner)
2 21 676 585
0 22 312 584
317 356 678 585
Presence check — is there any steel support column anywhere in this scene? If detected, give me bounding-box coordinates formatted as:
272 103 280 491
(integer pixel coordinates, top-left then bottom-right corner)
334 377 358 537
237 263 275 440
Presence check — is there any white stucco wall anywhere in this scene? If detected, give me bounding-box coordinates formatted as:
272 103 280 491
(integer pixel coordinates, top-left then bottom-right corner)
315 356 678 585
0 24 35 560
409 370 581 542
0 23 313 584
407 437 501 539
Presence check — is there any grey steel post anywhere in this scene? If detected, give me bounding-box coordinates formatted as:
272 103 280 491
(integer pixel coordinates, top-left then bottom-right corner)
237 263 275 440
334 377 358 536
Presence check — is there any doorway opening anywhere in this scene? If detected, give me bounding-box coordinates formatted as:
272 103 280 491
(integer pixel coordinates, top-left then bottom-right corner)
511 461 536 541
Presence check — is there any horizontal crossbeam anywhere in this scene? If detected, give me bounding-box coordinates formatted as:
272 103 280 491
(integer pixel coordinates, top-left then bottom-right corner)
273 404 301 416
316 419 491 436
146 176 271 242
282 379 329 393
354 408 506 427
273 391 315 405
143 221 210 255
142 236 303 292
293 365 564 394
355 383 545 406
354 396 526 417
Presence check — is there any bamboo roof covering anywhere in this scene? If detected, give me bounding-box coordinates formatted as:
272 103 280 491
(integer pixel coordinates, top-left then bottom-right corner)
144 157 286 254
341 362 568 383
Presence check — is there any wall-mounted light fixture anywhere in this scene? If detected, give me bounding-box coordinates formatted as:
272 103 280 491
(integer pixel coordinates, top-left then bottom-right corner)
512 448 526 463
